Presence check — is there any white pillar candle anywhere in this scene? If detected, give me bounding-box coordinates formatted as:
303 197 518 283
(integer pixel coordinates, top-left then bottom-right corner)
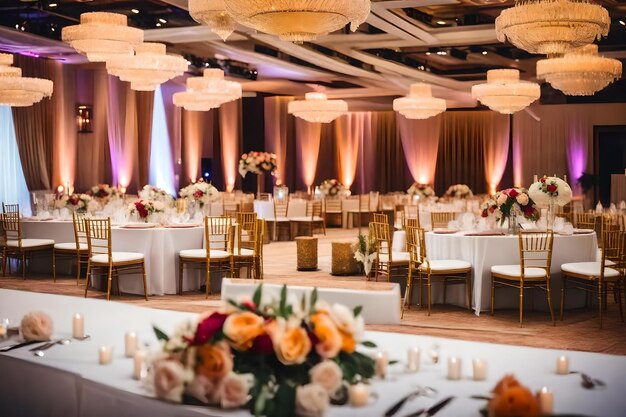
125 331 138 357
374 352 388 379
533 174 538 183
472 358 487 381
0 319 8 338
348 383 370 407
133 350 147 380
556 356 569 375
447 357 462 380
72 313 84 339
99 346 112 365
407 347 421 373
538 387 554 414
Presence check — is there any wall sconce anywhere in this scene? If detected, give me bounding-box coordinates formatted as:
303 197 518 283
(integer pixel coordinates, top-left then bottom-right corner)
76 105 93 133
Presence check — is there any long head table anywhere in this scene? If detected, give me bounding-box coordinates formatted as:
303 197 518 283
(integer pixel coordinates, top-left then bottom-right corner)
1 289 624 417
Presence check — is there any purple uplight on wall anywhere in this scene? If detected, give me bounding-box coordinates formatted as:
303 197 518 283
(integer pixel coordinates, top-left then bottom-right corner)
567 138 586 194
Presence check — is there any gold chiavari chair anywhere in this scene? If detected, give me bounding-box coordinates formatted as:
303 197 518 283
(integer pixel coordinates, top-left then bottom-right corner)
372 212 388 224
222 198 239 217
1 212 54 278
255 219 265 278
412 227 472 316
403 224 423 318
84 218 147 301
347 194 371 231
491 231 555 327
233 216 265 279
291 200 325 237
369 220 409 283
53 212 89 284
573 212 596 230
403 205 420 229
232 212 259 278
269 200 290 241
431 212 456 230
560 229 624 329
323 197 343 228
178 216 233 297
257 193 271 202
618 213 626 231
2 203 19 214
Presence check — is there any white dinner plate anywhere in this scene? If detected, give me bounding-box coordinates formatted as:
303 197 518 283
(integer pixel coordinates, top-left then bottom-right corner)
163 224 201 229
121 223 158 229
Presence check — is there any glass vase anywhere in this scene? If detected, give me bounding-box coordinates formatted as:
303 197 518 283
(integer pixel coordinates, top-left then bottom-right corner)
507 216 519 235
546 200 556 230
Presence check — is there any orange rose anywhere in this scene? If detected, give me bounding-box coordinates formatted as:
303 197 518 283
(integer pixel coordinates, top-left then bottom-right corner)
195 342 233 382
339 329 356 353
275 325 312 365
488 386 540 417
310 313 342 359
223 312 265 351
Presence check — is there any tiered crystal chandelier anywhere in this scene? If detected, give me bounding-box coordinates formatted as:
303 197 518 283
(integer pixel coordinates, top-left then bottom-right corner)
0 53 53 107
62 12 144 62
224 0 371 43
106 43 188 91
393 83 446 120
495 0 610 55
173 69 242 111
471 69 540 114
288 92 348 123
536 44 622 96
188 0 236 41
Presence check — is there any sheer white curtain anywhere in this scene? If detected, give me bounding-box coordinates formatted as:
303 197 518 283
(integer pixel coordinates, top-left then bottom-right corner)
0 106 31 215
148 86 176 195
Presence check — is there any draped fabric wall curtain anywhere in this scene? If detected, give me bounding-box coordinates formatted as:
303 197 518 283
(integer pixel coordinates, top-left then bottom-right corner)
397 113 442 186
295 118 322 192
264 96 294 189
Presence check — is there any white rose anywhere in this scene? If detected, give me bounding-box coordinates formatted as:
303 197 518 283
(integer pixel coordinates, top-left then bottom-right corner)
516 193 529 206
153 201 165 211
218 373 252 409
153 359 191 403
329 304 357 335
185 375 218 404
309 361 343 396
295 384 330 417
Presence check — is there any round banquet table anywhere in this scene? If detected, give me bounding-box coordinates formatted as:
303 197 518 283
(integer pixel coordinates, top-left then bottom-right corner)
424 231 598 315
21 220 205 295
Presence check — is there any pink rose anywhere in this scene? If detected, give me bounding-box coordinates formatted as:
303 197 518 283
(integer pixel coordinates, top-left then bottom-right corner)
295 383 330 417
153 359 190 403
20 311 53 341
185 375 218 404
496 193 508 206
218 373 252 409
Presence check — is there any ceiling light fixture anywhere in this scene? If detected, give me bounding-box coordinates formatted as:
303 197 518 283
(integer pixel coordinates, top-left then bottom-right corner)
482 51 488 55
62 12 143 62
393 83 446 120
471 69 540 114
0 53 53 107
495 0 610 55
436 20 446 25
106 42 187 91
131 8 139 14
288 92 347 123
49 3 57 7
173 68 242 111
620 20 625 26
188 0 236 41
224 0 371 43
536 44 622 96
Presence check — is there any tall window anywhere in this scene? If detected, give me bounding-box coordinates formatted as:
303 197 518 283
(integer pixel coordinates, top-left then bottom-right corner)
0 106 31 215
148 86 176 195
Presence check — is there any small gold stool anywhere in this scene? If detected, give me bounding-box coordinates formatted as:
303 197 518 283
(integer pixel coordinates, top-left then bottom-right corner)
331 240 360 275
296 236 318 271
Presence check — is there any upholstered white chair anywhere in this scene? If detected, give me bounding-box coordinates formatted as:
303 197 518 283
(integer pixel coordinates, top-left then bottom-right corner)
53 212 89 284
1 212 54 279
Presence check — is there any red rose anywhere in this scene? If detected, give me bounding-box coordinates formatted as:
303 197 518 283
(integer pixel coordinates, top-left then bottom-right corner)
241 300 257 311
540 176 546 183
481 210 488 218
193 312 228 345
523 206 535 215
546 184 557 193
508 189 519 198
489 206 496 213
193 190 203 199
250 333 273 356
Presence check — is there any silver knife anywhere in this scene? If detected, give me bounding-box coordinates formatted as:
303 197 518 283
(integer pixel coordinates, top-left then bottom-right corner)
404 396 455 417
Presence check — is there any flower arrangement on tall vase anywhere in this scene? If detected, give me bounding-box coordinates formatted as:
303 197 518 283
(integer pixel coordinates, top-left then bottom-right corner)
482 188 540 234
239 152 278 198
529 176 572 230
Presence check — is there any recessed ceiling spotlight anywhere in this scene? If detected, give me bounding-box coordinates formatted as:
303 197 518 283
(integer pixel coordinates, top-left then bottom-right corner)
482 51 488 55
514 58 520 62
620 20 625 26
156 22 162 27
425 51 431 55
436 51 447 56
49 2 57 7
131 8 139 14
158 18 167 24
436 20 446 25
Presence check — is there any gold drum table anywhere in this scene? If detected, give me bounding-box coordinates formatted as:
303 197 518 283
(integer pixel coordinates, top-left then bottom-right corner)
295 236 318 271
331 240 360 275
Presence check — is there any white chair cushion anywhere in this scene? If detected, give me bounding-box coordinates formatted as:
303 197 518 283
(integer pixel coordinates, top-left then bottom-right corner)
325 209 342 214
7 239 54 248
290 216 323 222
265 216 289 222
378 251 410 263
91 252 144 264
561 262 620 279
54 242 87 251
179 249 230 259
421 259 472 272
491 265 547 279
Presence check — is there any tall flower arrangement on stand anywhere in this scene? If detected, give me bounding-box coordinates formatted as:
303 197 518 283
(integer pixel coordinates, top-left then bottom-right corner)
318 179 346 197
55 193 96 213
139 185 174 205
529 176 572 229
149 285 376 417
445 184 473 198
88 183 120 201
179 179 220 208
407 183 435 200
238 152 277 178
482 188 539 233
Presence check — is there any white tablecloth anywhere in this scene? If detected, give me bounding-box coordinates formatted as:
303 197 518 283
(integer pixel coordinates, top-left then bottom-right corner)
253 200 307 220
1 289 625 417
21 220 204 295
221 278 401 324
425 232 598 315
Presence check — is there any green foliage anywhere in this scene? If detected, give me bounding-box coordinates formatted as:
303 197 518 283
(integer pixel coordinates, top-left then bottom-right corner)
153 325 169 342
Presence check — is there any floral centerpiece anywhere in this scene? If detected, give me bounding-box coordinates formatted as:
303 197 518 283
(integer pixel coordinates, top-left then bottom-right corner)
128 200 165 222
445 184 473 199
20 311 53 342
484 375 541 417
55 193 96 213
238 152 277 178
139 185 174 204
528 176 572 229
318 179 345 197
353 234 377 277
88 183 119 200
149 285 376 417
407 183 435 200
179 179 220 208
482 188 539 233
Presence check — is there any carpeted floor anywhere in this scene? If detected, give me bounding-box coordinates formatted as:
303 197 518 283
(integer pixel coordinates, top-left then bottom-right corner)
1 227 624 355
